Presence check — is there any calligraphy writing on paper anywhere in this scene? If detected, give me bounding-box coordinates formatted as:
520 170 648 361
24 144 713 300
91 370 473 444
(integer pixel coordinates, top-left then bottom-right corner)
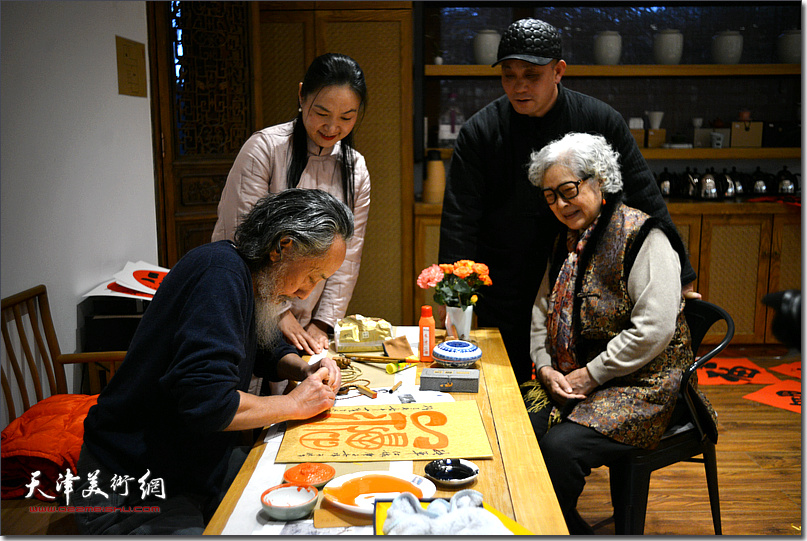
776 389 801 407
297 410 449 451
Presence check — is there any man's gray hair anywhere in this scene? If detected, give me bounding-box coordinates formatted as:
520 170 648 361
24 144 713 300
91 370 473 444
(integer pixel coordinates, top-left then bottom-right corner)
527 132 623 194
234 188 354 271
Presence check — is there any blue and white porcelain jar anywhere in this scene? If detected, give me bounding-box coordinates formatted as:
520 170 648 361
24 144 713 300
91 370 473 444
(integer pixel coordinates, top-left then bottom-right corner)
432 340 482 368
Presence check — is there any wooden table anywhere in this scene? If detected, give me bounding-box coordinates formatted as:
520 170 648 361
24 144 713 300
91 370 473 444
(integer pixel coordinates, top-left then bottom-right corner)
204 328 568 535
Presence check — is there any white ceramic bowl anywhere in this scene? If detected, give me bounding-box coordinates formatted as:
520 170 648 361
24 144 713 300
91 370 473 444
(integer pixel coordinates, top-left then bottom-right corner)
260 484 318 521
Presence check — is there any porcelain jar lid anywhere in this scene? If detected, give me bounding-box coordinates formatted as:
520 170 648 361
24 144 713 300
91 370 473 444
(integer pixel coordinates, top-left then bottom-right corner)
432 340 482 368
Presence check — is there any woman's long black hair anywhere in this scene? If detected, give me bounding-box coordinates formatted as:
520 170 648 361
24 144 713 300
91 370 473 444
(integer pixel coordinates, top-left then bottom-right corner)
288 53 367 211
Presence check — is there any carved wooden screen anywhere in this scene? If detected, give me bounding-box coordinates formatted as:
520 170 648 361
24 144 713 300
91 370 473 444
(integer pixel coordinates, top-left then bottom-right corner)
149 1 258 267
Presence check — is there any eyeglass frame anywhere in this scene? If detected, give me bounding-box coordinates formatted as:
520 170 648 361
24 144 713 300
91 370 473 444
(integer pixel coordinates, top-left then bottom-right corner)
541 174 593 205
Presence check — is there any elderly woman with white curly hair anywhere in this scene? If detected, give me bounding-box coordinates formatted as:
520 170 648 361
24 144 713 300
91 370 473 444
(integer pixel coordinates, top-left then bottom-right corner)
521 132 715 534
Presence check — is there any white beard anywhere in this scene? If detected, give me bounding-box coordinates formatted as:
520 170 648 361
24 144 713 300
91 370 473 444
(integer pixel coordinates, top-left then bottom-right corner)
253 265 291 349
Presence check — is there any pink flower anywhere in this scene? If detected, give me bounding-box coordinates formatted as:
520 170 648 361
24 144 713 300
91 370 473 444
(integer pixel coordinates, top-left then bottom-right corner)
417 264 444 289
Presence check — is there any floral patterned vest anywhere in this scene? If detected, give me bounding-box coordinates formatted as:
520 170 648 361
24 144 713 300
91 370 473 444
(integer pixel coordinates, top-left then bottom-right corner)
549 200 714 449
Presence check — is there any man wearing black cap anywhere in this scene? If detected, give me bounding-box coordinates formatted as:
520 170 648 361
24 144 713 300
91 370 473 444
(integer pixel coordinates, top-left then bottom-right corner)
439 18 696 386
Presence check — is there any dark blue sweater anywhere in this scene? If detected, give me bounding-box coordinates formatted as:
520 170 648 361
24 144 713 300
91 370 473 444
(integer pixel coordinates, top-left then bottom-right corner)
83 241 295 501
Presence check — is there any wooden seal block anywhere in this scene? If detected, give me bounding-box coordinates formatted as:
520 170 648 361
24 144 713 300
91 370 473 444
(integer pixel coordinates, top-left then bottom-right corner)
356 384 377 399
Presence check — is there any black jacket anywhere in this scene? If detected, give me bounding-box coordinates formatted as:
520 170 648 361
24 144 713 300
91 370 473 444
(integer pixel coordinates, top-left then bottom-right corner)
439 85 694 383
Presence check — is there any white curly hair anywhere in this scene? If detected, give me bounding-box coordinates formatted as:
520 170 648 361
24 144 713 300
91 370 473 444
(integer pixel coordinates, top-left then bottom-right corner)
527 132 623 194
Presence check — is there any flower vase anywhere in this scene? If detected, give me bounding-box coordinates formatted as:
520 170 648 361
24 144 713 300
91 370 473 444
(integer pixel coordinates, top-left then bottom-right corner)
446 306 473 340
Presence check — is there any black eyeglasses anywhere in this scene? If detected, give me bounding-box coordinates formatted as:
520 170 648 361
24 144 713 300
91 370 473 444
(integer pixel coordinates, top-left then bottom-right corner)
542 175 591 205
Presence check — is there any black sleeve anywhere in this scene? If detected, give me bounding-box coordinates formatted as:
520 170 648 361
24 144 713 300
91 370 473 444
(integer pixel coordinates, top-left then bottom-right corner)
438 117 487 265
253 340 298 381
599 104 697 285
161 266 250 434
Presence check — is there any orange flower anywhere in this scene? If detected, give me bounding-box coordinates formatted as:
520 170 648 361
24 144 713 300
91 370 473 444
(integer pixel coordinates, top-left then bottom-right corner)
454 265 472 279
472 263 489 276
439 263 454 274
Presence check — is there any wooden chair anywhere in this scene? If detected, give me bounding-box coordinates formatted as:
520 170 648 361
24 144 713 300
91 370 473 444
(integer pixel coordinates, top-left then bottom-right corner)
1 284 126 535
608 299 735 535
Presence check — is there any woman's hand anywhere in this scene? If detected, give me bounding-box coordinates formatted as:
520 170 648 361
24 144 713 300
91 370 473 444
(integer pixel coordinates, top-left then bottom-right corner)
279 311 325 355
564 367 598 396
539 366 589 405
306 355 342 393
304 321 331 352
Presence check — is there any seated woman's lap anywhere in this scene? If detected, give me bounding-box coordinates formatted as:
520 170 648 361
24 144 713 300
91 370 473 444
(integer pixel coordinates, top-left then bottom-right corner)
534 415 635 510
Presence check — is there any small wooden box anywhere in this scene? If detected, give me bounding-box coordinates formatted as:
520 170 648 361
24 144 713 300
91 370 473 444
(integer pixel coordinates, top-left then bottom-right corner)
630 129 646 148
420 367 480 393
731 121 763 148
693 128 712 148
646 129 666 148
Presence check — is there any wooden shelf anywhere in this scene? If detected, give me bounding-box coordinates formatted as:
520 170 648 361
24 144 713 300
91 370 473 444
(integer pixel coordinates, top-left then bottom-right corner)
641 147 801 160
426 147 801 161
425 63 801 77
415 199 801 217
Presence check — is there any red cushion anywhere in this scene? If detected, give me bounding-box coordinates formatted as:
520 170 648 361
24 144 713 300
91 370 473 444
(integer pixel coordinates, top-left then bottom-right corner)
1 394 97 501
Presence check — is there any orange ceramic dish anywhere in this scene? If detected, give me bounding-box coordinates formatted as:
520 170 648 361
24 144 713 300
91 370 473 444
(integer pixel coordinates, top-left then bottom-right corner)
283 462 336 488
321 472 436 515
323 474 423 506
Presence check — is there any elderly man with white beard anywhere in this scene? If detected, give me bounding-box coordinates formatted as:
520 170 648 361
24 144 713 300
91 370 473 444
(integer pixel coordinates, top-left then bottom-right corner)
74 189 352 535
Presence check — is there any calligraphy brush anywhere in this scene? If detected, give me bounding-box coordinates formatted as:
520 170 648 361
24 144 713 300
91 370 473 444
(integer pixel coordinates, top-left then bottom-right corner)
345 354 414 363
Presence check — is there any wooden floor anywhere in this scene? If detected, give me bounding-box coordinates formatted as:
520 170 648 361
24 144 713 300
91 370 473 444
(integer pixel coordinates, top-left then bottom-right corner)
577 347 802 536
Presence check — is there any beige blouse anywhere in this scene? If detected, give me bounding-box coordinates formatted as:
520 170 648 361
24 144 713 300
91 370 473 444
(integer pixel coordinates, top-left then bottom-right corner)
531 228 682 384
212 121 371 329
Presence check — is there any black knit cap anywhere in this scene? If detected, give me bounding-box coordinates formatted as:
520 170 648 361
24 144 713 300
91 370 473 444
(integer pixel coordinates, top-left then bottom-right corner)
492 18 562 67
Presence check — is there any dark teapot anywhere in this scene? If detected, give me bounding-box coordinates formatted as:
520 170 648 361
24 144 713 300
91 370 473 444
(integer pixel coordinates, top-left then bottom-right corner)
751 166 772 195
729 166 747 196
700 169 718 199
658 167 672 196
683 167 699 199
717 168 735 198
776 165 800 195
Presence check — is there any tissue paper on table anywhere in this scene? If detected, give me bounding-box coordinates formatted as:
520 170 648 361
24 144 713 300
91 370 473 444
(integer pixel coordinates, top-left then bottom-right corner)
335 314 393 352
382 490 513 536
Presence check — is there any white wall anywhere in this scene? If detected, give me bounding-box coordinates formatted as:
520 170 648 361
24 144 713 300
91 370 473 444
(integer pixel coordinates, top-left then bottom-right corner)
1 1 156 403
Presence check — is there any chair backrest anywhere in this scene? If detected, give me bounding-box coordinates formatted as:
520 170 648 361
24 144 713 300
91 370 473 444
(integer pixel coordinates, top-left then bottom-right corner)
680 299 735 442
1 285 67 423
682 299 736 387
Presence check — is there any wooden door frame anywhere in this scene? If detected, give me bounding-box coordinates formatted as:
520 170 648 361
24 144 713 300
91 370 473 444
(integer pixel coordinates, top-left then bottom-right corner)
146 1 170 267
146 2 262 267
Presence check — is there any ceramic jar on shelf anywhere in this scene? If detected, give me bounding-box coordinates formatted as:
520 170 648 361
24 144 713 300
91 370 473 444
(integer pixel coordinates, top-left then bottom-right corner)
473 29 501 65
712 31 743 64
777 29 801 64
653 29 683 65
594 31 622 65
422 150 445 204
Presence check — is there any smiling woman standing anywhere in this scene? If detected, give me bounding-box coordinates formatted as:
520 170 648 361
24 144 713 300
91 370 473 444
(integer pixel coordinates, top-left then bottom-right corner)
213 53 370 357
